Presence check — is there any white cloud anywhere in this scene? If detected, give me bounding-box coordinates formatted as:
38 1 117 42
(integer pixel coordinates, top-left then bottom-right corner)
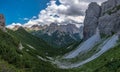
32 16 37 19
6 23 22 29
23 18 29 20
8 0 107 28
35 0 86 25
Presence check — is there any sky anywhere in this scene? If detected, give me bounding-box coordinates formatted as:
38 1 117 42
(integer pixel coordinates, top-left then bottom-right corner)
0 0 60 25
0 0 107 27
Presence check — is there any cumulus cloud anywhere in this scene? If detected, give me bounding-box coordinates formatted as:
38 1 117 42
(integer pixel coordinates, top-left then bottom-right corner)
8 0 107 28
58 0 86 16
24 0 86 27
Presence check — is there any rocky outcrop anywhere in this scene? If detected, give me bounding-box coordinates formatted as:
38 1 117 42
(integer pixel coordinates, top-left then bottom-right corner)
98 14 115 35
98 11 120 35
83 0 120 40
101 0 120 15
83 2 101 40
0 14 6 31
101 0 116 15
99 0 120 35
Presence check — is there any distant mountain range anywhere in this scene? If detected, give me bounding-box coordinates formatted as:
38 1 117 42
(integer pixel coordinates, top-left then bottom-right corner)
31 23 83 48
7 23 83 48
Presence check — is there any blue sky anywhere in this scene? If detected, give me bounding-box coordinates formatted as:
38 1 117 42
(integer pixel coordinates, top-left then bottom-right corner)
0 0 60 25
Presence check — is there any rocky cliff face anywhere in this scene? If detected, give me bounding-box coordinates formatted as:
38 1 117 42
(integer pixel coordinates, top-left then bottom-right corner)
83 2 101 40
83 0 120 40
0 14 6 31
101 0 120 15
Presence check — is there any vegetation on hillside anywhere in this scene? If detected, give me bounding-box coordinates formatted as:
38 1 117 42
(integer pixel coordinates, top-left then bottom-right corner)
70 41 120 72
1 27 120 72
0 29 70 72
31 30 81 48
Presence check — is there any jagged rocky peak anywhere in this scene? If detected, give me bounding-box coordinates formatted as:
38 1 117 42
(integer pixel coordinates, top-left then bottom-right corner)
83 2 101 40
44 23 81 35
30 24 47 31
66 24 80 34
0 14 6 31
49 23 58 27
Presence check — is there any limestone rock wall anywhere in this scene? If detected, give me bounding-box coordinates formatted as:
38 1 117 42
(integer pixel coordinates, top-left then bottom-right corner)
83 0 120 40
83 2 101 40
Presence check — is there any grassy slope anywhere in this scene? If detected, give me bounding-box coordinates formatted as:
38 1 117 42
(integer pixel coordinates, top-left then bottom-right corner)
8 28 81 57
0 29 70 72
69 42 120 72
0 57 25 72
8 28 63 57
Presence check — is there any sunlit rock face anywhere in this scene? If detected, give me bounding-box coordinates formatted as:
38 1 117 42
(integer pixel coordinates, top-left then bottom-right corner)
0 14 6 31
83 2 101 40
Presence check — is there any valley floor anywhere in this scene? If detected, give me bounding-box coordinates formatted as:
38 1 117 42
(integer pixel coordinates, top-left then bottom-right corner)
51 34 119 71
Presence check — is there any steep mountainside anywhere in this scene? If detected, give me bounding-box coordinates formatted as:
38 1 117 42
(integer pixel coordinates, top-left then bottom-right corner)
0 29 66 72
71 40 120 72
83 2 101 40
50 0 120 71
8 27 64 56
31 23 83 48
83 0 120 40
66 0 120 71
8 27 82 56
